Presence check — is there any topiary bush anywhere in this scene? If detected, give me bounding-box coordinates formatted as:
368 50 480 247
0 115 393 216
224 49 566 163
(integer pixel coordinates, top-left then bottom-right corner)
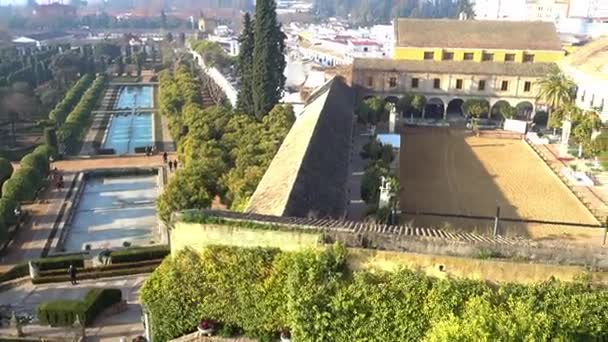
33 144 57 160
44 128 58 152
37 288 122 327
20 152 50 176
1 172 37 202
0 197 18 226
0 157 13 189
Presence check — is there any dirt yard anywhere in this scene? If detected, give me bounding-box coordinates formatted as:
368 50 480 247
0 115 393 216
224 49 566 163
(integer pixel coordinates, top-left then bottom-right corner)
400 127 601 242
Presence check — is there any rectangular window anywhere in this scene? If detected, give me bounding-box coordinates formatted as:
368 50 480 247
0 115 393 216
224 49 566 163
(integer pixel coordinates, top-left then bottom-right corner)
367 76 373 87
524 81 531 92
478 80 486 91
442 51 454 60
463 52 474 60
482 52 494 62
411 78 419 88
501 80 509 91
456 79 463 89
433 78 441 89
424 51 435 60
523 53 535 63
505 53 516 62
389 77 397 88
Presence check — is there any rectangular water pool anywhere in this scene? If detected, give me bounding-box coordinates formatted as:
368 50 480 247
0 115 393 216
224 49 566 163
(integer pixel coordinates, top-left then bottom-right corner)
64 174 159 252
115 86 154 109
103 112 153 155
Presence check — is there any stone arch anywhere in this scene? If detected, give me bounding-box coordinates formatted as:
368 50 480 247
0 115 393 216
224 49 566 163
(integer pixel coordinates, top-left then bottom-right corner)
425 97 445 120
446 98 464 117
384 96 399 104
490 100 511 121
516 101 534 121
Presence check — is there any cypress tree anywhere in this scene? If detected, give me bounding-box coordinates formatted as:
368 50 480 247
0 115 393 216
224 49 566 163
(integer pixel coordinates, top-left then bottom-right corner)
252 0 286 119
236 13 255 115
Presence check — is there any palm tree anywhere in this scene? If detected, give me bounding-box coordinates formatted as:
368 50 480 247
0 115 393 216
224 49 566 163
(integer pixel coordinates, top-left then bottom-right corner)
537 69 576 135
537 70 576 112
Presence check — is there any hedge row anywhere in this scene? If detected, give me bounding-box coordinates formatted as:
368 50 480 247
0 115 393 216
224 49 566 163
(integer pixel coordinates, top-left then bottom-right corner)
110 245 169 263
141 245 608 342
32 262 159 284
37 288 122 327
0 157 13 190
38 258 162 278
49 74 95 124
0 145 54 243
58 75 107 153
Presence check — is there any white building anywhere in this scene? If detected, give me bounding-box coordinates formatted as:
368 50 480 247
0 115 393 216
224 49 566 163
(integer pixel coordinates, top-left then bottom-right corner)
475 0 608 22
558 37 608 121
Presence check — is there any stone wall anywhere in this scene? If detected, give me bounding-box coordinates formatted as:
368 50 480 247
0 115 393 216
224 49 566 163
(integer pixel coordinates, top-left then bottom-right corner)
170 218 608 285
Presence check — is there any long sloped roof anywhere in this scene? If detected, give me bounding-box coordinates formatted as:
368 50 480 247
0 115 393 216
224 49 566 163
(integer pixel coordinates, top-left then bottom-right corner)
395 19 562 51
353 58 557 77
246 76 354 219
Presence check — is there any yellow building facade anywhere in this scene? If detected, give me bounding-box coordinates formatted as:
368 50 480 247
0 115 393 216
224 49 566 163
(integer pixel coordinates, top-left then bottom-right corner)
393 47 564 64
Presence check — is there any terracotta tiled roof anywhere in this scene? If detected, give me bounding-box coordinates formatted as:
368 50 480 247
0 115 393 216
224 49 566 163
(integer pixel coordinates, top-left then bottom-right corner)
394 19 562 51
352 58 557 77
246 77 354 219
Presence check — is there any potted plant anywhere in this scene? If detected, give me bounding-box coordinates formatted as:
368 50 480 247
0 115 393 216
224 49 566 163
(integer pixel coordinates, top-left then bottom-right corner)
280 328 291 342
197 319 215 336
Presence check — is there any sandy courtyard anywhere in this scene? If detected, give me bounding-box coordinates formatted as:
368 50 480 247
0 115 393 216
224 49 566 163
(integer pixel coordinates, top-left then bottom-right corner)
400 127 600 241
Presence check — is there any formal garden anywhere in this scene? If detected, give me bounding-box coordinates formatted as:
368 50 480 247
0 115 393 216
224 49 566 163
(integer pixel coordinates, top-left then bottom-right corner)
141 244 608 341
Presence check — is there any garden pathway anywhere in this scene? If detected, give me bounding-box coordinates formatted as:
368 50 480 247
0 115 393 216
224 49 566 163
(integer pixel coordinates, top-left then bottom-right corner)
0 274 147 341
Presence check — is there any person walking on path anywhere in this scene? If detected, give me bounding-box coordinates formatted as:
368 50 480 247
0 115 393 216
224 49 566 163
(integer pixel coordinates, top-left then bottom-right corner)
68 263 77 285
174 159 179 169
163 152 168 164
168 160 173 172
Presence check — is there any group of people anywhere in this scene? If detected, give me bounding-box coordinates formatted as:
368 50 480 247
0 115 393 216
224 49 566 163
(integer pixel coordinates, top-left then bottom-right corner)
162 152 179 171
144 145 156 156
51 167 64 190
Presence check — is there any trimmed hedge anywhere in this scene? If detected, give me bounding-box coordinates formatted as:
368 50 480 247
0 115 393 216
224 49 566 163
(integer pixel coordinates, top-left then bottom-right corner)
20 152 49 177
32 144 57 160
38 258 162 278
0 157 13 189
49 74 95 124
0 196 18 226
0 263 28 283
110 245 170 263
1 171 37 202
37 288 122 327
58 75 107 153
32 262 159 284
35 254 85 271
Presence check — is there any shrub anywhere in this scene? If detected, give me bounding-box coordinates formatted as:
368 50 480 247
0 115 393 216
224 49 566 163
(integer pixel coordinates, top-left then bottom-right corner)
37 288 122 327
141 245 608 342
33 144 57 160
0 157 13 188
20 152 50 176
36 300 84 327
1 172 37 202
110 245 170 263
0 197 18 226
32 263 159 284
44 128 58 152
